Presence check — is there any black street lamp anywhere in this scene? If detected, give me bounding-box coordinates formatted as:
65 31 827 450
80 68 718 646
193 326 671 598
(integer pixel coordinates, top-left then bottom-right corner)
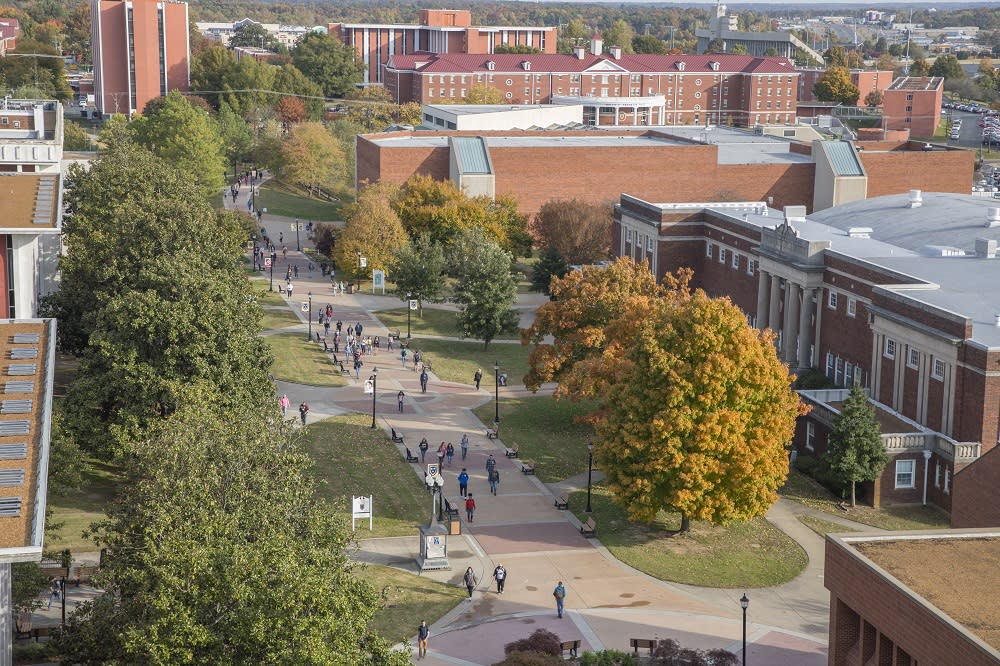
585 441 594 513
306 291 313 341
356 249 362 289
740 593 750 666
295 218 301 252
424 471 444 524
493 360 501 427
269 252 275 292
407 292 412 339
369 367 378 429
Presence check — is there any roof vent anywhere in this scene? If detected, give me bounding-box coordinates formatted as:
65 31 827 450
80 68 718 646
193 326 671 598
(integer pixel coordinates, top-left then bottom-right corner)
987 207 1000 228
486 60 495 71
676 61 686 71
975 238 998 258
908 189 922 208
521 60 531 71
609 45 622 59
995 314 1000 327
573 45 586 60
847 227 873 238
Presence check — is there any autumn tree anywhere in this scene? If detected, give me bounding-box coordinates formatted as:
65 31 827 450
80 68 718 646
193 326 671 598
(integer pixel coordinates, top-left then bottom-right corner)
603 19 635 53
813 66 861 105
825 383 887 507
730 44 748 55
463 84 505 104
864 89 884 107
277 122 345 197
909 57 931 77
336 182 409 282
595 286 803 532
453 228 520 350
632 35 667 54
531 199 612 265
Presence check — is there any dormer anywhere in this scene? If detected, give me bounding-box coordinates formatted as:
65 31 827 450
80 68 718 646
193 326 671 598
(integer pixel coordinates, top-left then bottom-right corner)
521 60 531 71
486 60 496 71
709 61 720 71
676 61 686 72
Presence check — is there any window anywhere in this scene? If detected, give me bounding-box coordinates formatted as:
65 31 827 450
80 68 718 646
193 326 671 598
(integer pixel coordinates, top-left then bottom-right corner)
847 298 857 317
718 248 726 264
895 459 915 489
907 348 919 369
835 358 843 385
884 338 896 359
0 118 7 126
934 462 941 488
747 259 755 276
828 290 838 310
825 352 834 377
906 94 913 100
732 252 739 269
626 229 633 243
906 106 913 112
706 242 713 258
944 469 951 494
932 359 945 380
854 364 862 385
12 121 19 129
647 237 654 252
845 363 853 386
805 422 815 451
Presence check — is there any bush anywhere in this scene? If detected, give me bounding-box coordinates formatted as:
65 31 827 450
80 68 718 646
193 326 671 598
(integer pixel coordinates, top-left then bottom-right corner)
63 121 94 151
793 368 836 390
13 640 59 664
795 454 846 498
312 223 337 259
651 639 738 666
580 649 640 665
504 629 561 657
492 652 564 666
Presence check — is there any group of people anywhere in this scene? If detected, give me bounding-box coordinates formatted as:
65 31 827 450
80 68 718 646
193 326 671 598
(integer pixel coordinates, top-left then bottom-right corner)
417 435 469 465
277 393 309 425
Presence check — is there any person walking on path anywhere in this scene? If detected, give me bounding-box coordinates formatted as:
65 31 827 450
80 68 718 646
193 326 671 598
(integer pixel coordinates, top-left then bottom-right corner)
463 567 477 599
486 453 496 478
474 367 483 390
417 620 430 660
278 394 289 416
419 437 429 463
47 577 61 609
437 442 446 469
492 564 506 594
465 494 476 521
400 347 408 368
298 402 309 425
460 433 469 460
446 442 455 465
458 468 469 497
553 581 567 618
489 467 500 495
420 368 429 393
397 391 405 413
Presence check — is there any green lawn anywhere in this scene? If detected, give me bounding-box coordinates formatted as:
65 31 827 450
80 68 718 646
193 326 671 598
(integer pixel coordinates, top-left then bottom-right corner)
570 484 808 588
300 415 430 537
780 469 951 531
397 338 530 387
376 307 519 341
253 285 288 307
266 333 349 387
257 181 345 221
355 564 465 643
261 306 301 330
47 458 121 553
473 396 596 482
798 515 859 537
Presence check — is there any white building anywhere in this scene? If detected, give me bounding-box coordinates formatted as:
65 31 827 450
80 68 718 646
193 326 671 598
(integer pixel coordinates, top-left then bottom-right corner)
420 104 584 131
195 18 322 48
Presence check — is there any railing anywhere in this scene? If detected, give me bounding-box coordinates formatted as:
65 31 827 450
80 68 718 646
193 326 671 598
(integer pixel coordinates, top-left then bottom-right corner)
882 432 935 452
934 436 981 462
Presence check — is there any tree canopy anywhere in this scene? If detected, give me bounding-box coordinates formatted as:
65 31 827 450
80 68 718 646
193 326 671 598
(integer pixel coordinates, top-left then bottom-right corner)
336 181 409 279
275 121 346 197
530 199 612 265
813 66 861 105
292 31 365 98
929 53 965 80
463 83 505 104
229 20 280 50
824 383 886 507
452 228 520 349
391 233 447 313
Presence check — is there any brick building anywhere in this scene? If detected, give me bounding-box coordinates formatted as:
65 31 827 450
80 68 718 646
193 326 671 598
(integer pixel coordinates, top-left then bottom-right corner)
825 531 1000 666
384 51 799 127
0 17 19 56
358 126 973 215
91 0 190 117
883 76 944 138
796 67 895 106
330 9 556 86
612 188 1000 522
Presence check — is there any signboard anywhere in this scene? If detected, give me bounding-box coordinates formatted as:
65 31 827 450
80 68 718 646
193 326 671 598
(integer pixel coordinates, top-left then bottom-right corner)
301 302 309 312
425 534 446 559
352 495 373 530
263 257 272 269
372 270 386 295
426 463 439 477
363 379 374 394
359 256 368 269
409 299 418 311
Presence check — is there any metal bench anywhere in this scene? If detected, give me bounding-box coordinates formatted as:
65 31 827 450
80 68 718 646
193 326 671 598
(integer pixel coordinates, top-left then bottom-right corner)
485 426 499 440
521 460 536 475
630 638 657 656
443 498 460 519
404 448 418 463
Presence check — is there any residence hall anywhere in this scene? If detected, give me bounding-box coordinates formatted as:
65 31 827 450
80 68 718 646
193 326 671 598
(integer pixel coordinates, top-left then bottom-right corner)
357 126 974 215
883 76 944 139
383 49 800 128
329 9 555 86
796 67 895 106
613 191 1000 525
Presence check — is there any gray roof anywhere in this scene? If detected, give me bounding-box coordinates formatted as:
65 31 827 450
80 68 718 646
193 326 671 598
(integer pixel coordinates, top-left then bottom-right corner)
818 141 865 177
451 136 491 175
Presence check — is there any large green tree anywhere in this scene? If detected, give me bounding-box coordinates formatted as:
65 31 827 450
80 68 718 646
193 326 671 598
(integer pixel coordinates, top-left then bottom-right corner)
825 383 887 507
452 228 520 350
56 399 407 665
216 102 253 179
602 19 635 53
391 232 447 315
813 66 861 105
276 121 346 197
929 53 965 80
228 21 279 50
292 31 365 98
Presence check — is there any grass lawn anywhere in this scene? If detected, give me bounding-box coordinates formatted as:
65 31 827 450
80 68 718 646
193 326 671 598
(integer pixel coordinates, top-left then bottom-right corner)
798 515 859 538
376 307 519 341
356 564 465 642
780 469 951 531
253 285 288 307
569 484 807 588
47 458 121 553
257 181 345 221
397 338 530 387
300 415 429 537
473 396 596 482
261 305 301 330
266 333 348 387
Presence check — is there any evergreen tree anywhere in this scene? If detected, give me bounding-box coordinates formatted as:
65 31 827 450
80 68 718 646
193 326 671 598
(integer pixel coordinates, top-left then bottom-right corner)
825 383 887 507
531 246 568 295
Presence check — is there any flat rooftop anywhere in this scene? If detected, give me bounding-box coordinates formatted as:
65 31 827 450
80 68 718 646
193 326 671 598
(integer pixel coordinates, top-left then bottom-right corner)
0 175 60 230
423 104 571 116
888 76 943 91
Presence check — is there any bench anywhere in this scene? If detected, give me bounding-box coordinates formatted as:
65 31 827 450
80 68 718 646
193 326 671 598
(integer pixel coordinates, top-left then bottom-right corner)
388 330 401 341
391 428 404 444
580 517 597 537
69 565 98 586
485 426 499 440
329 355 348 374
422 356 433 372
630 638 657 656
521 460 536 475
504 443 519 458
443 498 460 520
554 495 568 510
560 639 581 658
404 448 419 463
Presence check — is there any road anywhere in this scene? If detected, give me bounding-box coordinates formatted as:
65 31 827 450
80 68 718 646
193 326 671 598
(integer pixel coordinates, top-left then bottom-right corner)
941 109 985 149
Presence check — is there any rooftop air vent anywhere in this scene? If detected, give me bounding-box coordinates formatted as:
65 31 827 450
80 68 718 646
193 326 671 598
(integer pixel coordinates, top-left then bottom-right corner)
676 61 686 71
908 189 922 208
609 45 622 59
975 238 997 258
521 60 531 71
995 313 1000 327
921 245 966 257
573 45 586 60
987 207 1000 228
710 61 720 71
847 227 873 239
486 60 495 71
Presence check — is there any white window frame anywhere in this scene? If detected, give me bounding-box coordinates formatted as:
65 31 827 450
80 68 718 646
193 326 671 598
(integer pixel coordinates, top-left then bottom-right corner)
646 236 654 252
907 348 920 369
718 248 726 264
805 422 815 451
845 363 853 386
835 358 843 385
944 469 951 494
828 290 838 310
932 359 945 381
895 459 916 489
706 242 713 258
626 229 633 244
747 259 755 276
847 298 857 318
731 252 740 269
934 462 941 488
854 364 862 386
884 338 896 360
825 352 834 377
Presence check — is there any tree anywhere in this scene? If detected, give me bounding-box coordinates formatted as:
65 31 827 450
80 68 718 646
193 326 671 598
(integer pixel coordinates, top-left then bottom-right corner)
602 19 634 53
272 63 326 120
706 38 725 54
531 199 612 265
864 89 884 107
391 233 447 315
595 285 803 532
823 46 849 67
730 44 748 55
531 246 568 295
452 228 519 350
292 31 364 98
63 121 94 151
228 20 278 50
336 182 409 281
825 383 887 507
813 66 861 105
909 57 931 77
463 83 505 104
56 400 407 665
133 91 226 200
216 102 252 179
493 44 542 54
277 122 345 197
764 47 779 57
929 53 964 79
632 34 668 54
0 39 73 100
276 96 307 126
190 44 239 111
562 18 589 44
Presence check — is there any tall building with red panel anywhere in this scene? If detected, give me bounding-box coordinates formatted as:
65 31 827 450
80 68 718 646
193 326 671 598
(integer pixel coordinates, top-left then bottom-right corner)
91 0 190 117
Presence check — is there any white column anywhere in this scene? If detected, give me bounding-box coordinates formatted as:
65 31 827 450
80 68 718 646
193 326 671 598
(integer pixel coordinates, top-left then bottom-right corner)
755 270 770 330
784 282 801 364
0 562 10 666
768 276 782 333
797 288 814 371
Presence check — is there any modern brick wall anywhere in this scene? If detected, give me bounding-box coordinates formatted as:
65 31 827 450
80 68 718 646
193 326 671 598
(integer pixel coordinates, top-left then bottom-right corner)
952 445 1000 528
860 149 974 198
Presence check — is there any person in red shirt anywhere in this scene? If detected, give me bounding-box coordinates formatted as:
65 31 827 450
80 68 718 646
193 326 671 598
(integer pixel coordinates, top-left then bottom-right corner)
465 494 476 522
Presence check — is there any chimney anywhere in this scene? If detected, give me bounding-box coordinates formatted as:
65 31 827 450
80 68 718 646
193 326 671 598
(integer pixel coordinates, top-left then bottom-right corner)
908 189 922 208
590 33 603 55
609 45 622 59
987 207 1000 228
975 238 998 258
573 45 586 59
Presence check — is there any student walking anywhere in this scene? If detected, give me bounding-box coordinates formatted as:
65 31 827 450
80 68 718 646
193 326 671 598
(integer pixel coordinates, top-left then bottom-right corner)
489 468 500 495
397 390 405 413
420 368 429 393
437 442 446 469
417 620 430 660
486 453 497 478
460 433 469 460
474 367 483 390
298 402 310 425
47 578 61 609
278 394 290 416
463 567 477 599
492 564 506 594
446 442 455 465
553 581 567 618
458 468 469 497
419 437 429 462
465 494 476 522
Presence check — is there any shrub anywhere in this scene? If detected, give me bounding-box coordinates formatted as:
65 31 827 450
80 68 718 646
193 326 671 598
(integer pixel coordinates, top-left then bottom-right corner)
580 649 640 665
492 652 564 666
651 639 738 666
504 629 561 657
312 223 338 259
793 368 836 390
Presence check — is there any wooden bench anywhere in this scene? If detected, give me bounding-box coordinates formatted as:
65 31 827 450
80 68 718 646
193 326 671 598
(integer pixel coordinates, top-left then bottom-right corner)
329 354 348 374
554 495 568 510
388 330 401 341
404 448 419 463
422 356 433 372
630 638 656 656
504 443 519 458
443 498 460 519
70 565 98 586
485 426 499 440
560 639 581 658
520 460 536 475
390 428 404 444
580 517 597 537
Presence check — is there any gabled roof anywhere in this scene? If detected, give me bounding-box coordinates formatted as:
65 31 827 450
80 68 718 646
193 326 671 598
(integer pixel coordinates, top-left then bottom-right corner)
386 53 797 75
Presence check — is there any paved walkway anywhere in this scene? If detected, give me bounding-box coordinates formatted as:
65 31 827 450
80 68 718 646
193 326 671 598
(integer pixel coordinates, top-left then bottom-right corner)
252 266 888 665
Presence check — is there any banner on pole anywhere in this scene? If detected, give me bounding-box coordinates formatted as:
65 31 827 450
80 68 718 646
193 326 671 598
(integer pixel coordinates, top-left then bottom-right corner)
352 495 373 530
409 299 418 311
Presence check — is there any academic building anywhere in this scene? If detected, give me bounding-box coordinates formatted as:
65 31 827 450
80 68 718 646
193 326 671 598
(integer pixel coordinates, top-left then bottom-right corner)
91 0 190 117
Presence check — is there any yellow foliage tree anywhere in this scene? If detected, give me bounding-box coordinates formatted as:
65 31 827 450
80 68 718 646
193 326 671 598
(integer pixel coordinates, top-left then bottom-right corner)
335 182 409 281
278 122 345 197
463 84 505 104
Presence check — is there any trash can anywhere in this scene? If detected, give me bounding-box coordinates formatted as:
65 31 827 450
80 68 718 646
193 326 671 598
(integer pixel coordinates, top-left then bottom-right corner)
449 519 461 535
346 284 355 294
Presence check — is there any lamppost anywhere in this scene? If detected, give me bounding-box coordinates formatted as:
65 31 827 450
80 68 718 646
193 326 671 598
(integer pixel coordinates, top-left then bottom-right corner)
369 367 378 429
306 291 313 341
493 360 501 428
740 593 750 666
356 249 362 290
269 252 275 292
425 471 445 523
585 441 594 513
295 217 301 252
407 292 412 339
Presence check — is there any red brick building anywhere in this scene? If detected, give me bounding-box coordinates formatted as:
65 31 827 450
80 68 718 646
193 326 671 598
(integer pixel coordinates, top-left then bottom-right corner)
796 67 895 106
0 17 19 56
329 9 556 86
384 52 799 127
91 0 190 117
883 76 944 138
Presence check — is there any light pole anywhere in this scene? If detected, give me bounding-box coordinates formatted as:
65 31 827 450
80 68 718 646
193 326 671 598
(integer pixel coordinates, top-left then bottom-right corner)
306 291 313 341
407 293 412 339
493 360 501 427
740 593 750 666
356 249 362 290
269 253 275 292
424 471 444 524
585 441 594 513
295 218 301 252
369 367 378 429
